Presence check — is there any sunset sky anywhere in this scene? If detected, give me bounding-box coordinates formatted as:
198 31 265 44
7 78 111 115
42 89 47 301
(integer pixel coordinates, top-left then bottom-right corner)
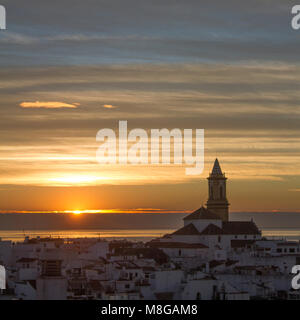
0 0 300 213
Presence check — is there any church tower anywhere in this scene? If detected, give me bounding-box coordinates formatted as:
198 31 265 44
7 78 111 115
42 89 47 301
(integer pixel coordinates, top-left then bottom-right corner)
206 158 229 221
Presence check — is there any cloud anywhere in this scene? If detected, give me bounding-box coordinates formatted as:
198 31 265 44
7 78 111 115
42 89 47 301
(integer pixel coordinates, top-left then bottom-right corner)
0 63 296 134
0 32 37 45
0 0 298 67
103 104 117 109
19 101 79 109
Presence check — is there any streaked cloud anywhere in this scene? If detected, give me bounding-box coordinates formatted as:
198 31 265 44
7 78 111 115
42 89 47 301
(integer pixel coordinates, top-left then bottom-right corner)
0 1 299 211
1 0 299 66
0 32 37 45
103 104 117 109
19 101 79 109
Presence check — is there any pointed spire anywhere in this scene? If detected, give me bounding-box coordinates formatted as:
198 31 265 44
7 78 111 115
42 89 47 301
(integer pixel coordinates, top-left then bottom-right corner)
211 158 223 175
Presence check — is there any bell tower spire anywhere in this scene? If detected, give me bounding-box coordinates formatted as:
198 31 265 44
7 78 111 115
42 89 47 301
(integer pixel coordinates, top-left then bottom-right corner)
206 158 229 221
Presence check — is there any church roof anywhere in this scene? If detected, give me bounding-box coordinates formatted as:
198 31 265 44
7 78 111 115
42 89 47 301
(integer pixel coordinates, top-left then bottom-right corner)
183 206 221 221
199 221 260 236
222 221 261 235
172 223 200 235
200 224 223 235
211 158 223 175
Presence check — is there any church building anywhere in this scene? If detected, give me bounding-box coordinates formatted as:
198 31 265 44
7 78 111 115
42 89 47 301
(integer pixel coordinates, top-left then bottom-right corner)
148 159 261 257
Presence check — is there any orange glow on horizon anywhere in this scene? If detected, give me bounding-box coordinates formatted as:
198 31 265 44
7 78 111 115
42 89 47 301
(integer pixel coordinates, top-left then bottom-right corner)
48 175 107 186
0 208 192 214
72 210 83 215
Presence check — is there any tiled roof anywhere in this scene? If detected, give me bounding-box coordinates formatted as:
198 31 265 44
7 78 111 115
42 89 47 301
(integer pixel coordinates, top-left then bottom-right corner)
277 242 299 246
155 292 174 300
28 280 36 290
202 260 238 269
222 221 261 235
142 266 156 272
234 265 259 271
115 261 141 269
148 241 208 249
172 223 200 235
183 206 220 221
225 259 239 267
16 257 37 263
174 220 260 236
200 224 223 235
209 260 225 269
88 280 103 291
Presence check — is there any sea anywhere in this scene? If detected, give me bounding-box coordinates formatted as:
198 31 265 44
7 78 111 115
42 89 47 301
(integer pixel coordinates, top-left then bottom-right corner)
1 228 300 242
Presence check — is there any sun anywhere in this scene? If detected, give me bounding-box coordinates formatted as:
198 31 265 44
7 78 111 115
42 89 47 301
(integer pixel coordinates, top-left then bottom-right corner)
72 210 83 215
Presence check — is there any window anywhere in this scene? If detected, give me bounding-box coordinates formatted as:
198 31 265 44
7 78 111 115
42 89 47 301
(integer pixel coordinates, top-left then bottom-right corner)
290 248 295 253
218 236 221 243
277 248 282 253
220 186 223 199
178 249 181 256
